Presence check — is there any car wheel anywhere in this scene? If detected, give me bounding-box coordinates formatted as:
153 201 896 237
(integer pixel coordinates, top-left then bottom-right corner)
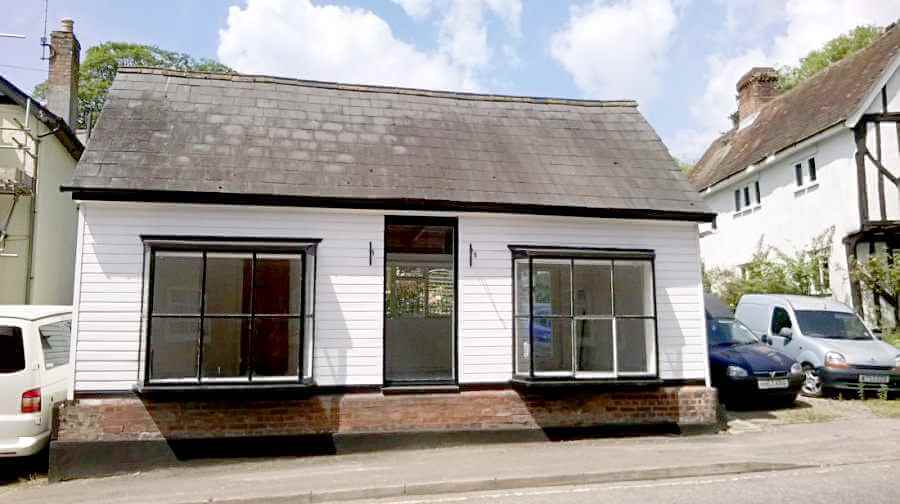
801 364 823 398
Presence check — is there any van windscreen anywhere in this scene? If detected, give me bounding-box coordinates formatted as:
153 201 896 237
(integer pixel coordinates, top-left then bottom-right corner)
0 326 25 373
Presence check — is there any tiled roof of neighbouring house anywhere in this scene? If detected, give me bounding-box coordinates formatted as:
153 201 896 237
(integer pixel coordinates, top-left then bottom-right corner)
690 23 900 192
67 67 711 220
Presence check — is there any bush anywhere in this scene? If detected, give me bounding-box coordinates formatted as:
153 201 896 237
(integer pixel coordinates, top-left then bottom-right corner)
704 229 833 309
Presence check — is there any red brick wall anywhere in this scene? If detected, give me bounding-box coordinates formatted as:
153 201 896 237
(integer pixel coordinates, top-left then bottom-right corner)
55 386 716 442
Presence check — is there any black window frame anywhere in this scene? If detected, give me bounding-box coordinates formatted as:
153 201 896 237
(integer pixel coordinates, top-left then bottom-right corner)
139 237 320 389
754 181 761 204
808 157 817 182
795 163 803 186
734 190 741 212
743 186 750 207
508 246 659 382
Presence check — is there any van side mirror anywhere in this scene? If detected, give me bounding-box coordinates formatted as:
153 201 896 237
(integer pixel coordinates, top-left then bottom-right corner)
779 327 793 339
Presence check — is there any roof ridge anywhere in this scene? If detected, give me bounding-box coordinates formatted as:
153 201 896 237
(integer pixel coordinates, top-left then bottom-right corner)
117 66 638 108
752 24 897 118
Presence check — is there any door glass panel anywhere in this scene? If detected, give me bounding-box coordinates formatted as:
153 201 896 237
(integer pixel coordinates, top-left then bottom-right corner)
253 317 301 378
574 260 612 316
532 259 571 317
152 252 202 314
384 222 455 384
150 317 199 380
613 261 654 316
532 318 572 374
201 318 250 380
616 318 654 374
205 252 253 315
576 319 613 373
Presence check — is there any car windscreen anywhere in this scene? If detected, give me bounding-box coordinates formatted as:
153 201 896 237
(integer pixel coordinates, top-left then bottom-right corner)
707 318 759 346
0 326 25 373
794 310 871 340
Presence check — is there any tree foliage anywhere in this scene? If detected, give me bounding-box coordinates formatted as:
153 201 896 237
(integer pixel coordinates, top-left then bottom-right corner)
33 42 232 129
704 228 834 309
777 25 883 92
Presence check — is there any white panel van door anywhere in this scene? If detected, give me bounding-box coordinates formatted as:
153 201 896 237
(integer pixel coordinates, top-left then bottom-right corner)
0 322 39 438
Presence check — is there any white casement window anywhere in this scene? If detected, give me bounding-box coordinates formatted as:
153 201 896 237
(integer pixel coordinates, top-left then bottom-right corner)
733 180 762 217
511 247 657 381
141 238 318 387
794 157 819 197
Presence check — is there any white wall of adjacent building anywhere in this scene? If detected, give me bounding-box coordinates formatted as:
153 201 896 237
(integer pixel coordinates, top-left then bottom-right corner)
0 103 77 305
700 64 900 311
698 130 859 305
69 201 707 393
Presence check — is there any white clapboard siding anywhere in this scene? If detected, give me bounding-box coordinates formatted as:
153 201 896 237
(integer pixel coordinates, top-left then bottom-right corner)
72 202 706 392
74 202 385 391
457 214 705 383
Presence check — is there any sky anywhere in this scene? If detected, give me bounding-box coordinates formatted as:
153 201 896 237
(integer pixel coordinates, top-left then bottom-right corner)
2 0 900 162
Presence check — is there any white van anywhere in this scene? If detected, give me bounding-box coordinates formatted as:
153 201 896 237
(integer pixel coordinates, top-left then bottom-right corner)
735 295 900 397
0 306 72 457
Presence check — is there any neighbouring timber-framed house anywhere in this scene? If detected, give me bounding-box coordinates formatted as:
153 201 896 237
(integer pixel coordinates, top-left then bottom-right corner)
52 66 717 480
691 22 900 328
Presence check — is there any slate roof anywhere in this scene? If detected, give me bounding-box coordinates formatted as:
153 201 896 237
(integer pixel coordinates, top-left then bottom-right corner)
690 23 900 191
68 67 711 220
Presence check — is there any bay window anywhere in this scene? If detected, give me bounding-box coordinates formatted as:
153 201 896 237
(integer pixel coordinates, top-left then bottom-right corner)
511 247 657 381
141 238 318 387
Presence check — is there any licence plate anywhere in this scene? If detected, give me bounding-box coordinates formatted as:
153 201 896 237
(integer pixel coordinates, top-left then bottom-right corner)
757 379 789 389
859 375 890 384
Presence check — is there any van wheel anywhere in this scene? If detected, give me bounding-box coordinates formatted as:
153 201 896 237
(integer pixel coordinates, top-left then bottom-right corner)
801 364 823 398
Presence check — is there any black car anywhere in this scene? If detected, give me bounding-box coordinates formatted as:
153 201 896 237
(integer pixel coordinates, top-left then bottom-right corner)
705 295 803 405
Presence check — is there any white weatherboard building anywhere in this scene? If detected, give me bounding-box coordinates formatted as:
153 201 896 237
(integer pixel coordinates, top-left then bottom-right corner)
691 24 900 328
51 66 717 479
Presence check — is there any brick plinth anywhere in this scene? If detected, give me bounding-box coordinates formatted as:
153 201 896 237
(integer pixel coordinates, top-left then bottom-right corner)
55 386 716 443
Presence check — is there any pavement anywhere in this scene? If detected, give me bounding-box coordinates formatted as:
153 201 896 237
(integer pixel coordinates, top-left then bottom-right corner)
1 412 899 504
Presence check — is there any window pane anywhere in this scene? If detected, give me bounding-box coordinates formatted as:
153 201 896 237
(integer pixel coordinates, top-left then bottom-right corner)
576 319 613 373
150 317 199 380
808 158 817 181
514 259 530 315
743 187 750 206
771 307 792 334
305 253 316 316
303 316 314 379
532 259 571 317
734 190 741 211
532 318 572 374
254 254 302 315
0 326 25 374
616 318 654 374
205 252 253 315
613 261 654 316
201 318 250 380
152 252 202 314
39 320 71 368
427 268 453 316
253 317 301 378
573 260 612 316
795 163 803 186
515 317 531 375
754 181 761 203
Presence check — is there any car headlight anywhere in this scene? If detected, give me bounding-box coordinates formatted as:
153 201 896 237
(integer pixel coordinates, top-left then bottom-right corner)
727 365 749 378
825 352 848 369
790 362 802 375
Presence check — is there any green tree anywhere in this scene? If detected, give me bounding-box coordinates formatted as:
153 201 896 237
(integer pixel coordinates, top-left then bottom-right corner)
674 158 694 175
850 250 900 328
33 42 232 129
777 25 883 92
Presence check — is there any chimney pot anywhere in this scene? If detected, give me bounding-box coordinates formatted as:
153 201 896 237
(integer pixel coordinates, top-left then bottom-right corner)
46 18 80 127
736 67 778 125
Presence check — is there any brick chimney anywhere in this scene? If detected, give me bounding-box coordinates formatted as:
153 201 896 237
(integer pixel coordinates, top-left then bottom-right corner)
46 18 80 127
736 67 778 123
